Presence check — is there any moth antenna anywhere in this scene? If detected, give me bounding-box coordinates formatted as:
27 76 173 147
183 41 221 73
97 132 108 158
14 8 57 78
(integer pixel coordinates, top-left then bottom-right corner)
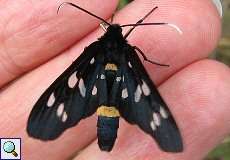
57 2 111 26
121 23 183 35
124 6 158 39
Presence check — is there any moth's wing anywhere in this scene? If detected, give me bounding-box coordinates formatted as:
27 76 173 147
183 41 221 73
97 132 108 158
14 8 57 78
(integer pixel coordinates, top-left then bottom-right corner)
27 42 102 140
119 48 183 152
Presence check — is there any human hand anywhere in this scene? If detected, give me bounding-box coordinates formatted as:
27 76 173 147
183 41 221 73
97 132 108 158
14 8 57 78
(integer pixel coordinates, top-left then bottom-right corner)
0 0 229 160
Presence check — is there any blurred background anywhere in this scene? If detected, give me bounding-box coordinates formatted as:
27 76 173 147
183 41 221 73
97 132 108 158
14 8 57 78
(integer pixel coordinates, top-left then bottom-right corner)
118 0 230 160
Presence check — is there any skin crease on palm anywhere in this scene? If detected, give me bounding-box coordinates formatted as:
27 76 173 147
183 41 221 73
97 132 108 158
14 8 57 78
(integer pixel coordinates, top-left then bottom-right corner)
0 0 229 159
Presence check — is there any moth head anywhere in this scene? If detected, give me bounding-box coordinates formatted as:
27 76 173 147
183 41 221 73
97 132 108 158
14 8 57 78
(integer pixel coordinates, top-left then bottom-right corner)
107 24 122 33
100 24 125 45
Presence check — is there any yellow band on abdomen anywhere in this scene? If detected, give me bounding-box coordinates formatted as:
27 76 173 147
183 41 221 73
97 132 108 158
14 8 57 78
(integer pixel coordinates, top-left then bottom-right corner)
97 105 120 117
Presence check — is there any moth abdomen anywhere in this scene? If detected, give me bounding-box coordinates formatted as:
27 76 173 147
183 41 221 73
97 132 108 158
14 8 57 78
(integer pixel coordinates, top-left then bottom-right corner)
97 106 120 151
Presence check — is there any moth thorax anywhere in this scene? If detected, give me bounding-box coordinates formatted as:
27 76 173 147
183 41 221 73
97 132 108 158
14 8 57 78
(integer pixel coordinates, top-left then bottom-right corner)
104 63 118 90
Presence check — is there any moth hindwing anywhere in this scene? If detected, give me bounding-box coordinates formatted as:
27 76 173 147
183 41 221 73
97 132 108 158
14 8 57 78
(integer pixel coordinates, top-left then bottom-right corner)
27 2 183 152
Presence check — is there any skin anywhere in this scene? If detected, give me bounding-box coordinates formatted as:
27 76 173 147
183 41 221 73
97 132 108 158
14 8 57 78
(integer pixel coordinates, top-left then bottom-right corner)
0 0 229 159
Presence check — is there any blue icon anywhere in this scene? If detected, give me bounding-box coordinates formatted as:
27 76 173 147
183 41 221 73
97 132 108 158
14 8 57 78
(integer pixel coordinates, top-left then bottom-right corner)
1 138 21 160
3 141 18 157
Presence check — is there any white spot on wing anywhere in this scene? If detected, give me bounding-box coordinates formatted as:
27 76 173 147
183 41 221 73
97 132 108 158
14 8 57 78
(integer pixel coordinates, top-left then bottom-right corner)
153 112 161 126
90 57 95 64
116 76 121 82
79 78 86 97
57 103 64 117
122 76 125 82
62 111 68 122
122 88 128 99
68 71 78 88
100 74 105 80
47 92 55 107
160 106 169 119
128 61 132 68
92 85 97 95
142 80 150 96
134 85 142 102
150 121 156 131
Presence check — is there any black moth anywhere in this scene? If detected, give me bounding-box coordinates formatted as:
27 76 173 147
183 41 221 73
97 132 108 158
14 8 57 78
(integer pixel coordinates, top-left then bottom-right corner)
27 2 183 152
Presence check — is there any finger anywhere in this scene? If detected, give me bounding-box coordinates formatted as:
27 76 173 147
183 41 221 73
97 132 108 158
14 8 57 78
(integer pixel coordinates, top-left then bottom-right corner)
33 0 221 86
0 99 98 160
74 60 230 160
0 0 221 159
114 0 221 83
0 0 118 87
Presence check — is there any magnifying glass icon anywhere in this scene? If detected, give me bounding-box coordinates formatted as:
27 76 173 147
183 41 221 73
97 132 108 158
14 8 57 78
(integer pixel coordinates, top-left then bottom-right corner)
3 141 18 157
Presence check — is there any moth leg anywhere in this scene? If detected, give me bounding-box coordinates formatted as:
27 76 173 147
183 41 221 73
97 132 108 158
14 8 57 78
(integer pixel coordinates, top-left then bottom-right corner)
133 46 170 67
